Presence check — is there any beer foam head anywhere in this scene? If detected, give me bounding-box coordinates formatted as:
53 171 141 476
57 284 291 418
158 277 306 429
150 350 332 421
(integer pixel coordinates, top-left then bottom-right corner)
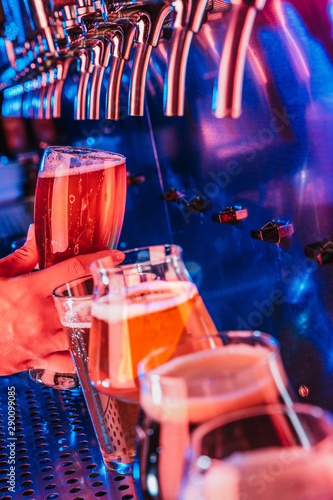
61 321 91 329
55 298 91 326
146 343 271 380
91 280 197 323
39 147 125 177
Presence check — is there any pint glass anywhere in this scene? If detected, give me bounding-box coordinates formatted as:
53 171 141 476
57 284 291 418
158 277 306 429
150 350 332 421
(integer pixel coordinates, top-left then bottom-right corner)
53 275 137 473
30 146 127 389
135 331 296 500
88 244 218 403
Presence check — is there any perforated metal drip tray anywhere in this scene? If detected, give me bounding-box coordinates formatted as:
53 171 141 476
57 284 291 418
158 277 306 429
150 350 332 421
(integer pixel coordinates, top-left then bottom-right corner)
0 372 138 500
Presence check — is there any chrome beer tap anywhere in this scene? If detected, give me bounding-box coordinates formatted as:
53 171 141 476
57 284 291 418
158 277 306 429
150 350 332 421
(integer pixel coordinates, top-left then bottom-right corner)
164 0 208 116
80 10 113 119
61 2 113 120
214 0 266 118
60 4 94 120
81 12 136 120
17 0 61 118
112 1 174 116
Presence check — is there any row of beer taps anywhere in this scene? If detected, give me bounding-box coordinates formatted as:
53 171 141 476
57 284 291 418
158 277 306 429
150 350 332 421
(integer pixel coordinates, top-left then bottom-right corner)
0 0 266 120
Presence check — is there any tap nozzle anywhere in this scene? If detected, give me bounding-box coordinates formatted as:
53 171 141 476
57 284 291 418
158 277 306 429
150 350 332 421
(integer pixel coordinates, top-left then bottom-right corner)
113 1 173 117
83 17 136 120
214 0 266 118
164 0 208 116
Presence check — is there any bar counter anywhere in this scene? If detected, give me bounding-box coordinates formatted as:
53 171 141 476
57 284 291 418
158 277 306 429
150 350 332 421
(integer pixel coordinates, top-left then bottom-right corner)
0 372 138 500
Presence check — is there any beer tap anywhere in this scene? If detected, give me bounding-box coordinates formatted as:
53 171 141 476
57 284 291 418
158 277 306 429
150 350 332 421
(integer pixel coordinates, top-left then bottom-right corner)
0 0 32 117
214 0 266 118
164 0 208 116
59 4 94 120
16 0 63 118
80 10 113 119
103 0 174 116
60 2 119 120
42 6 69 119
81 13 136 120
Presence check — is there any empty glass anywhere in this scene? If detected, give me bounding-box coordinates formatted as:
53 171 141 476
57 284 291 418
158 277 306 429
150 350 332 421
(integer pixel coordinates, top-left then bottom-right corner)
135 331 296 500
53 275 137 473
179 403 333 500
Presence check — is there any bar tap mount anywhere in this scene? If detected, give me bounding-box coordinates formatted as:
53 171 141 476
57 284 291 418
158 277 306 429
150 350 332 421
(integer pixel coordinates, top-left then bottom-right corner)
101 0 175 117
161 189 213 213
214 0 266 118
304 237 333 266
212 205 248 225
250 220 294 246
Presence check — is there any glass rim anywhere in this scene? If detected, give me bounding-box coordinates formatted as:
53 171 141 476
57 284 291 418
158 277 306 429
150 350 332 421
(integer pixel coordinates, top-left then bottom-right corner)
138 331 281 387
90 243 183 273
189 402 332 452
44 146 126 162
52 274 93 300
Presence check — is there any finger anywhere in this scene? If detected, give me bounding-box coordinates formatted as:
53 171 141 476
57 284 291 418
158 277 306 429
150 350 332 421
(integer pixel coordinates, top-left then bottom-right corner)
0 224 38 278
31 351 76 374
47 328 71 354
31 249 125 298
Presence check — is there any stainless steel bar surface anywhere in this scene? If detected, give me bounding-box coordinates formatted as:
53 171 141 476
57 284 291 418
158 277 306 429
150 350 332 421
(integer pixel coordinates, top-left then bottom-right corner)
0 372 138 499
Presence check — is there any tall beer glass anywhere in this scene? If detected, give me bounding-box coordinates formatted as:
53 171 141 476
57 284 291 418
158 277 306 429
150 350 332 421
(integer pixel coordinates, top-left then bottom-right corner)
88 244 218 403
179 403 333 500
53 275 137 473
135 331 296 500
30 146 127 389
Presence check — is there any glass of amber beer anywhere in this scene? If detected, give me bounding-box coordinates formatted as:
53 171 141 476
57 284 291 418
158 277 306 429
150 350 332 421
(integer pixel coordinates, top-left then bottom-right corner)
88 244 218 404
135 331 296 500
30 146 127 389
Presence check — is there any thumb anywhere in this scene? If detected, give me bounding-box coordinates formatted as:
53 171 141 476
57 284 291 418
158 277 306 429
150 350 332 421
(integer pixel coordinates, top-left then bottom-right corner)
0 224 38 278
31 249 125 298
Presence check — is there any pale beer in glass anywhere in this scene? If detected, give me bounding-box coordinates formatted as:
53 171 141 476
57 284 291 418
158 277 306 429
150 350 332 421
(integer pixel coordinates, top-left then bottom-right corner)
53 275 137 473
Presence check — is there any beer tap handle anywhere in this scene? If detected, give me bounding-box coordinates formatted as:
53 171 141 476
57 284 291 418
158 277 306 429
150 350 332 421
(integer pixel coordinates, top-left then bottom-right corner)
164 0 208 116
214 0 266 118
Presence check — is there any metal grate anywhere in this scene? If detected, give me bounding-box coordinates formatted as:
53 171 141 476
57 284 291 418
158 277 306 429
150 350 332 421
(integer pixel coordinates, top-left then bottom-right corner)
0 372 138 500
